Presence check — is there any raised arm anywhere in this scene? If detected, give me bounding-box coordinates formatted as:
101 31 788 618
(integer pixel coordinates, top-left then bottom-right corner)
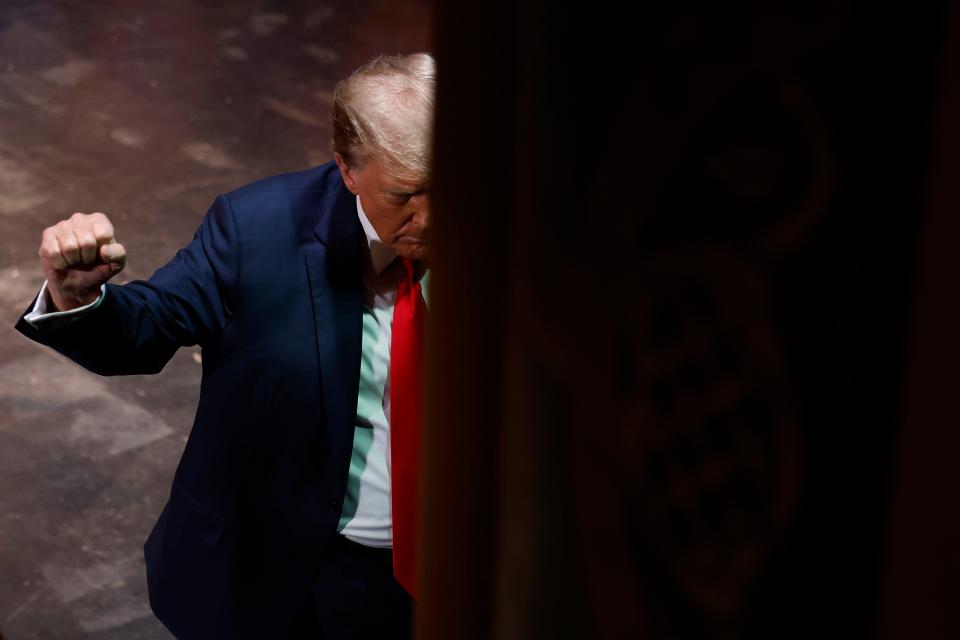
14 195 241 375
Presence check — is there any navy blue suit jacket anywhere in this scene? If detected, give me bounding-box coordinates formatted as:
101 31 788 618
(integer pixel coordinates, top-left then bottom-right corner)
15 161 366 639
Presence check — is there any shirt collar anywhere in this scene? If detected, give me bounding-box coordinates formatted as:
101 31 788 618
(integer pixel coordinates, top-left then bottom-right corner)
356 195 397 275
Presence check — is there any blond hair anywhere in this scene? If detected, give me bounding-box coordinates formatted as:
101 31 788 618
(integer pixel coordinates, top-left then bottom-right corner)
332 52 435 182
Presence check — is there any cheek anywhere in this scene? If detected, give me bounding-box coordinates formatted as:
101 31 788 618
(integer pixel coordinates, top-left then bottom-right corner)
386 207 421 232
364 202 407 236
386 213 412 237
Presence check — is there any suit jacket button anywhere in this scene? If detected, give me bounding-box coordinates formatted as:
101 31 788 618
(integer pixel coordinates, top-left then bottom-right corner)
328 499 340 512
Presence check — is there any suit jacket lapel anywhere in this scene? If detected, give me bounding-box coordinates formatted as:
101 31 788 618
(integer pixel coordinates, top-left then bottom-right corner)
304 182 363 461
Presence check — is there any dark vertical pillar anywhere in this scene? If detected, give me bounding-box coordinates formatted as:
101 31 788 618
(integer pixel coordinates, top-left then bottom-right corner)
879 4 960 639
417 2 516 638
422 3 952 638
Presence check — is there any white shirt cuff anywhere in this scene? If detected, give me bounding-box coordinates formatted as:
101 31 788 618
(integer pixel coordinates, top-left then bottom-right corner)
23 280 107 328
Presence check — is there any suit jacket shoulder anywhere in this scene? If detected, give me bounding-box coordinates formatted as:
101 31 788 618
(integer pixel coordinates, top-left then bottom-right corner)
220 160 353 252
226 161 342 201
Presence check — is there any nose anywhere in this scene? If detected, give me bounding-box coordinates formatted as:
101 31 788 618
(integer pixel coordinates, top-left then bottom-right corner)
409 193 431 229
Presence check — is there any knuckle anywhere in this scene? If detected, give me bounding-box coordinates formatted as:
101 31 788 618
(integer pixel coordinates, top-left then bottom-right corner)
93 224 114 241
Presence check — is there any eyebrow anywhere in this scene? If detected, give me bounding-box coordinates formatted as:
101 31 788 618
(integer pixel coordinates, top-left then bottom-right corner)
382 186 428 197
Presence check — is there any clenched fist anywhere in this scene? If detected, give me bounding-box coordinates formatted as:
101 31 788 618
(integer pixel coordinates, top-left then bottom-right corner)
38 212 127 312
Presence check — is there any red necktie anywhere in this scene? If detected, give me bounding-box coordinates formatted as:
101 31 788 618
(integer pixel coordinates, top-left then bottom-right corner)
390 257 425 597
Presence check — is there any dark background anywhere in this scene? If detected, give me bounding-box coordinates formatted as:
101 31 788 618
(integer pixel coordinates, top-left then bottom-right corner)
422 2 959 639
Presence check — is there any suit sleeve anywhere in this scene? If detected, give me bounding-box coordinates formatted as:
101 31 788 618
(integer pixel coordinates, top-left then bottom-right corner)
23 280 107 328
13 194 241 376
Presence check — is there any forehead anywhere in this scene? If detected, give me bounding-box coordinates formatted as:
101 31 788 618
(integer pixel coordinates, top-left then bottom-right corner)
362 155 426 193
378 174 421 190
375 171 427 195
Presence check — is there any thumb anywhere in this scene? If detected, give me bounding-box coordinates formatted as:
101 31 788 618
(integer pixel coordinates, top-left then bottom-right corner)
99 241 126 268
90 261 123 285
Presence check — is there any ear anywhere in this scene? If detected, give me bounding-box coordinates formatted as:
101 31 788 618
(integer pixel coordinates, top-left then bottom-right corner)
334 153 361 195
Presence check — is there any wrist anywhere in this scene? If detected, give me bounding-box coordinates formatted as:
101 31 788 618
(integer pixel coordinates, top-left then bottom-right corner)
47 286 99 312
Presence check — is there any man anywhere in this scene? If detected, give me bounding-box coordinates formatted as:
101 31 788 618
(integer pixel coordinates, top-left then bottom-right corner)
13 52 434 640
